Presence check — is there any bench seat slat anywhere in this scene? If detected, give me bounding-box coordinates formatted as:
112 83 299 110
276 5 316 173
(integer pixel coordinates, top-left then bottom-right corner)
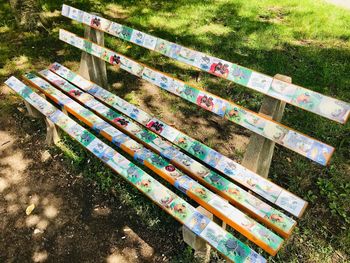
61 4 350 124
5 76 266 263
41 67 298 238
24 72 284 255
50 62 308 219
59 28 334 166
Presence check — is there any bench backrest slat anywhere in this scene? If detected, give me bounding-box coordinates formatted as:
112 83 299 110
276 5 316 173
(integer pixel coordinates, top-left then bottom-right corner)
50 62 308 219
59 29 335 166
24 72 288 255
62 4 350 124
5 76 266 263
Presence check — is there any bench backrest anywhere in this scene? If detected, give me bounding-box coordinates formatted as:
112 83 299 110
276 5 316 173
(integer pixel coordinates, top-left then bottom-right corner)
61 4 350 125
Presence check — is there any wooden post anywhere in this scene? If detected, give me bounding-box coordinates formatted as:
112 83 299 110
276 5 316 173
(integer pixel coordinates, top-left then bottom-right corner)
79 14 108 88
24 93 61 145
182 203 227 262
242 74 292 178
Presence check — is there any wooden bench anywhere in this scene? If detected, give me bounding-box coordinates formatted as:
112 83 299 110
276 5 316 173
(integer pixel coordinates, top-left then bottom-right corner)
4 3 350 262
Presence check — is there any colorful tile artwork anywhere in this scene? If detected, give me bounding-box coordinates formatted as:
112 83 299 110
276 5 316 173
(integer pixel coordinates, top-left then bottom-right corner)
61 4 350 124
58 29 335 167
29 72 283 254
49 62 307 220
47 64 298 238
5 76 266 263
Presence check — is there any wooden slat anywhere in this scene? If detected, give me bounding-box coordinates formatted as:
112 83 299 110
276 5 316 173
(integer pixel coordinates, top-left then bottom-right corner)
24 72 284 255
5 76 266 263
49 62 308 218
59 28 335 166
41 67 298 238
61 4 350 124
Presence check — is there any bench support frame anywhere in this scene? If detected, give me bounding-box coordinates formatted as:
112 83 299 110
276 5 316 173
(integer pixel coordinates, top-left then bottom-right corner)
242 74 292 178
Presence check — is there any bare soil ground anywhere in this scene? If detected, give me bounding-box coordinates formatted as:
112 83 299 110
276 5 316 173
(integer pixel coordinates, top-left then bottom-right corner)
0 99 187 263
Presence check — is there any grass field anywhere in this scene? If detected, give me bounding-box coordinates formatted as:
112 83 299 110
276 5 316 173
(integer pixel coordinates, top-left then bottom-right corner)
0 0 349 262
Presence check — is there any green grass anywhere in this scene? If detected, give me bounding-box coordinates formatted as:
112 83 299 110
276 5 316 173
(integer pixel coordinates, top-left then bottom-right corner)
1 0 349 262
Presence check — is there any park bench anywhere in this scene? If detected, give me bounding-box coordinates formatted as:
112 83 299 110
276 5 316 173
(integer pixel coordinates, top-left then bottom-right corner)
4 4 350 262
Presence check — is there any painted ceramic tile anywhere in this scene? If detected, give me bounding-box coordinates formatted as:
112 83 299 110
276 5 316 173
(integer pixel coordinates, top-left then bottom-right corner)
240 111 266 134
146 119 165 134
282 131 314 156
69 7 84 22
204 149 222 167
174 133 194 151
196 91 216 111
208 58 231 79
215 156 238 177
61 4 70 17
174 175 195 194
151 183 177 208
155 38 172 55
101 125 123 138
159 146 179 160
180 85 200 103
184 211 211 235
307 141 333 165
204 172 229 191
194 53 213 71
142 67 158 85
228 64 252 86
134 147 154 164
175 47 198 65
292 87 322 111
189 181 212 201
263 122 289 144
119 25 133 41
82 12 93 25
276 191 305 217
224 104 245 125
151 136 174 152
124 164 145 184
212 97 228 117
154 73 173 91
143 33 158 50
247 72 273 93
107 22 123 36
316 96 350 123
173 152 194 168
267 79 297 103
159 125 180 142
86 138 110 158
120 58 144 77
130 29 146 45
169 79 186 96
111 133 130 147
161 164 183 181
168 198 193 221
166 43 182 60
188 141 209 161
92 121 110 133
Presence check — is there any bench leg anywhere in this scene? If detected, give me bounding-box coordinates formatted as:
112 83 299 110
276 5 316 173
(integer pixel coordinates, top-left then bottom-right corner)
182 205 226 262
242 74 291 178
44 117 60 145
24 100 42 118
24 93 60 146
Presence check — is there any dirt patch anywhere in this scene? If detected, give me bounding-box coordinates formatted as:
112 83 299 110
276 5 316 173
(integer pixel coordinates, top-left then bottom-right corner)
0 105 186 262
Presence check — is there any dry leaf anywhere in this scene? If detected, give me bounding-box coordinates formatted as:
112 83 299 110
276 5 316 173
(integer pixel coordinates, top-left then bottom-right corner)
126 45 132 49
26 204 35 215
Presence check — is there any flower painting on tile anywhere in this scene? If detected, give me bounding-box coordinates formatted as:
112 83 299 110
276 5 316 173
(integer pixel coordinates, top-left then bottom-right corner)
224 104 245 125
307 141 333 165
209 59 230 78
212 98 227 117
263 122 289 144
241 111 266 133
143 34 158 50
166 43 182 60
316 97 350 123
204 150 222 167
155 39 172 55
189 141 209 161
196 92 215 111
283 131 314 156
